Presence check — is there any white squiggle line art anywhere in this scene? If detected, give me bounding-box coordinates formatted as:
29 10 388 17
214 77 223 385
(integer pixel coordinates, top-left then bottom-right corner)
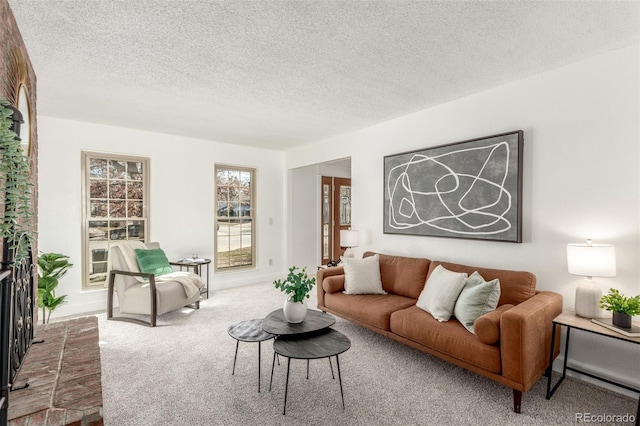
387 141 512 235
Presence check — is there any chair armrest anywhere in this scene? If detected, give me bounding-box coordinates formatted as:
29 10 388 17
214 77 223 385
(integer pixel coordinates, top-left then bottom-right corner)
108 270 158 327
109 269 154 280
316 266 344 309
500 291 563 391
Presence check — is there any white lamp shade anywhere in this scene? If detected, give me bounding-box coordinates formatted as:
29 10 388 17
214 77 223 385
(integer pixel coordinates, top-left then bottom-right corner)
566 243 616 277
340 230 359 248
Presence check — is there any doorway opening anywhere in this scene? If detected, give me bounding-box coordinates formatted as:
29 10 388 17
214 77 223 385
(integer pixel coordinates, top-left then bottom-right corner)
321 176 351 265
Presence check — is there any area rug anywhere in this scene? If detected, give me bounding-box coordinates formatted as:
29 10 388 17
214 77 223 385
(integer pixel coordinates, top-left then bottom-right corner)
97 283 637 425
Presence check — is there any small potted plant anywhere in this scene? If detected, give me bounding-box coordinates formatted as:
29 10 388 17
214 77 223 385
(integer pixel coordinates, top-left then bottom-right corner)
599 288 640 328
273 266 316 323
37 252 72 324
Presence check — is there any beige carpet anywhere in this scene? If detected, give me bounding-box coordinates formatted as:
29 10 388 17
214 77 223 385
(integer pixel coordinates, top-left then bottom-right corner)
97 283 637 425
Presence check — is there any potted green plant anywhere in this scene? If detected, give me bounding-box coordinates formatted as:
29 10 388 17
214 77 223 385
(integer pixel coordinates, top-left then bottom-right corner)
599 288 640 329
273 266 316 323
37 252 72 324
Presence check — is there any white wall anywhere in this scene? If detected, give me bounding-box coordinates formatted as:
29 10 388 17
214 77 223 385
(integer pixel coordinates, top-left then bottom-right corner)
289 166 318 270
38 117 286 318
286 45 640 394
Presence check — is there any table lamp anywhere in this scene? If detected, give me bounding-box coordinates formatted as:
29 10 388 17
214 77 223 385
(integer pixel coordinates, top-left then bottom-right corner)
566 239 616 318
340 229 359 258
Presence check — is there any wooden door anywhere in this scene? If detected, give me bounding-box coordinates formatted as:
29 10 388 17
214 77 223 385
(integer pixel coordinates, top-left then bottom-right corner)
333 177 352 260
320 177 333 265
320 177 352 265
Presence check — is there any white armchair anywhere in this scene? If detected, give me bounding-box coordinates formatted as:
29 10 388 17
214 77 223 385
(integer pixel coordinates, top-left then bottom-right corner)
107 241 203 327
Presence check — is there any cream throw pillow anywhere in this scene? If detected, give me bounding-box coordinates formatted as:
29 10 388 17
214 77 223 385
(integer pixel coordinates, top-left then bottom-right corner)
454 271 501 334
416 265 468 322
341 254 387 295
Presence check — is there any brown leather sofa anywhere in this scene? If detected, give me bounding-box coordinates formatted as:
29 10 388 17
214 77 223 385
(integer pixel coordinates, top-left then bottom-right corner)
316 252 562 413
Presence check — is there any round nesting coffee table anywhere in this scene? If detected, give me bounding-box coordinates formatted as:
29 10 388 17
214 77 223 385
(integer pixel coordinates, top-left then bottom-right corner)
262 308 335 336
274 328 351 415
263 308 336 389
263 309 350 415
227 318 275 392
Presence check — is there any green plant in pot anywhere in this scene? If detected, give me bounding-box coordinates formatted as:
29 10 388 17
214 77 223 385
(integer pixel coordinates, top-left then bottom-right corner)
273 266 316 323
37 252 72 324
599 288 640 329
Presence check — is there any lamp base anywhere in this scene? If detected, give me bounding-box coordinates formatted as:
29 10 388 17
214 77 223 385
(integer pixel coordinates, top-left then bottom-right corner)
343 247 355 258
575 278 602 318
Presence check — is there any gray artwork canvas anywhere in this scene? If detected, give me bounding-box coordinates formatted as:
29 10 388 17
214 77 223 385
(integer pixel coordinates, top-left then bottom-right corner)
384 131 523 242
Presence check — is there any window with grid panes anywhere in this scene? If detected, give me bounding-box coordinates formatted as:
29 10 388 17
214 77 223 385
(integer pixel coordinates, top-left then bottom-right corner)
215 165 255 270
82 152 149 289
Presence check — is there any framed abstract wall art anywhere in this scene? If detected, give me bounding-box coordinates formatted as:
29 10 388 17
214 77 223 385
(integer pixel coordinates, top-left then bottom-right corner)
384 130 523 243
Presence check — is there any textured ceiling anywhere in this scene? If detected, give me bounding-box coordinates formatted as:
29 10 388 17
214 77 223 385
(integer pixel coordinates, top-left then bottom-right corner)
7 1 639 150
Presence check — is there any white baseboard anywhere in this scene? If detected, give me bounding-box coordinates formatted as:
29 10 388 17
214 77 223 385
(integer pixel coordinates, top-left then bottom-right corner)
211 272 285 291
46 299 107 321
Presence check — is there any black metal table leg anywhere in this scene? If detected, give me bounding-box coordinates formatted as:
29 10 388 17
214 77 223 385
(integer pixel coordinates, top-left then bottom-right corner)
329 357 335 379
546 322 557 399
258 341 261 392
547 325 571 399
283 358 291 415
337 355 345 409
270 350 276 391
306 359 309 379
232 340 239 375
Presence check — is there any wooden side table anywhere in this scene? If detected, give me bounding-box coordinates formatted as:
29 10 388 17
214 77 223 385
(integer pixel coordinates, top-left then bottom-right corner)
546 309 640 424
170 259 211 298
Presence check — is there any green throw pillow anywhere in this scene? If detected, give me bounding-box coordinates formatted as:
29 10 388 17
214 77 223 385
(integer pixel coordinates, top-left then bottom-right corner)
134 248 173 276
453 271 501 334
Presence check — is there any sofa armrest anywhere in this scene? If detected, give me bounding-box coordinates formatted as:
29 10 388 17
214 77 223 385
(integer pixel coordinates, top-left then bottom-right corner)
316 266 344 309
474 304 514 345
500 291 563 391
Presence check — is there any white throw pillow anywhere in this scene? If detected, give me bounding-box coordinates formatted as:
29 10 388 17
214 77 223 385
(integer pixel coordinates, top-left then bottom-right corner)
416 265 468 322
453 271 501 334
341 255 387 295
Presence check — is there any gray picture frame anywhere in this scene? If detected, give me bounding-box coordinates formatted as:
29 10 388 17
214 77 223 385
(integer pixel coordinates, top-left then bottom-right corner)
384 130 523 243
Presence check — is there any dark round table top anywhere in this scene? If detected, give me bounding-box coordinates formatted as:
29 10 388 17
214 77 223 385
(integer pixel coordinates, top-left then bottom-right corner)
228 319 275 342
262 309 336 336
274 329 351 360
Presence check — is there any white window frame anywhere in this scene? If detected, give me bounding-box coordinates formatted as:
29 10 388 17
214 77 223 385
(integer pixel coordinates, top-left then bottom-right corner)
214 164 256 271
81 152 149 289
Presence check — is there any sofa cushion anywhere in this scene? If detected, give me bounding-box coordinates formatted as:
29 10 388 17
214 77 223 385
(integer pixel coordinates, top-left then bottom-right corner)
416 265 467 322
390 305 501 373
453 271 501 334
364 252 430 299
427 261 536 306
474 304 514 345
341 254 387 295
324 292 416 331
